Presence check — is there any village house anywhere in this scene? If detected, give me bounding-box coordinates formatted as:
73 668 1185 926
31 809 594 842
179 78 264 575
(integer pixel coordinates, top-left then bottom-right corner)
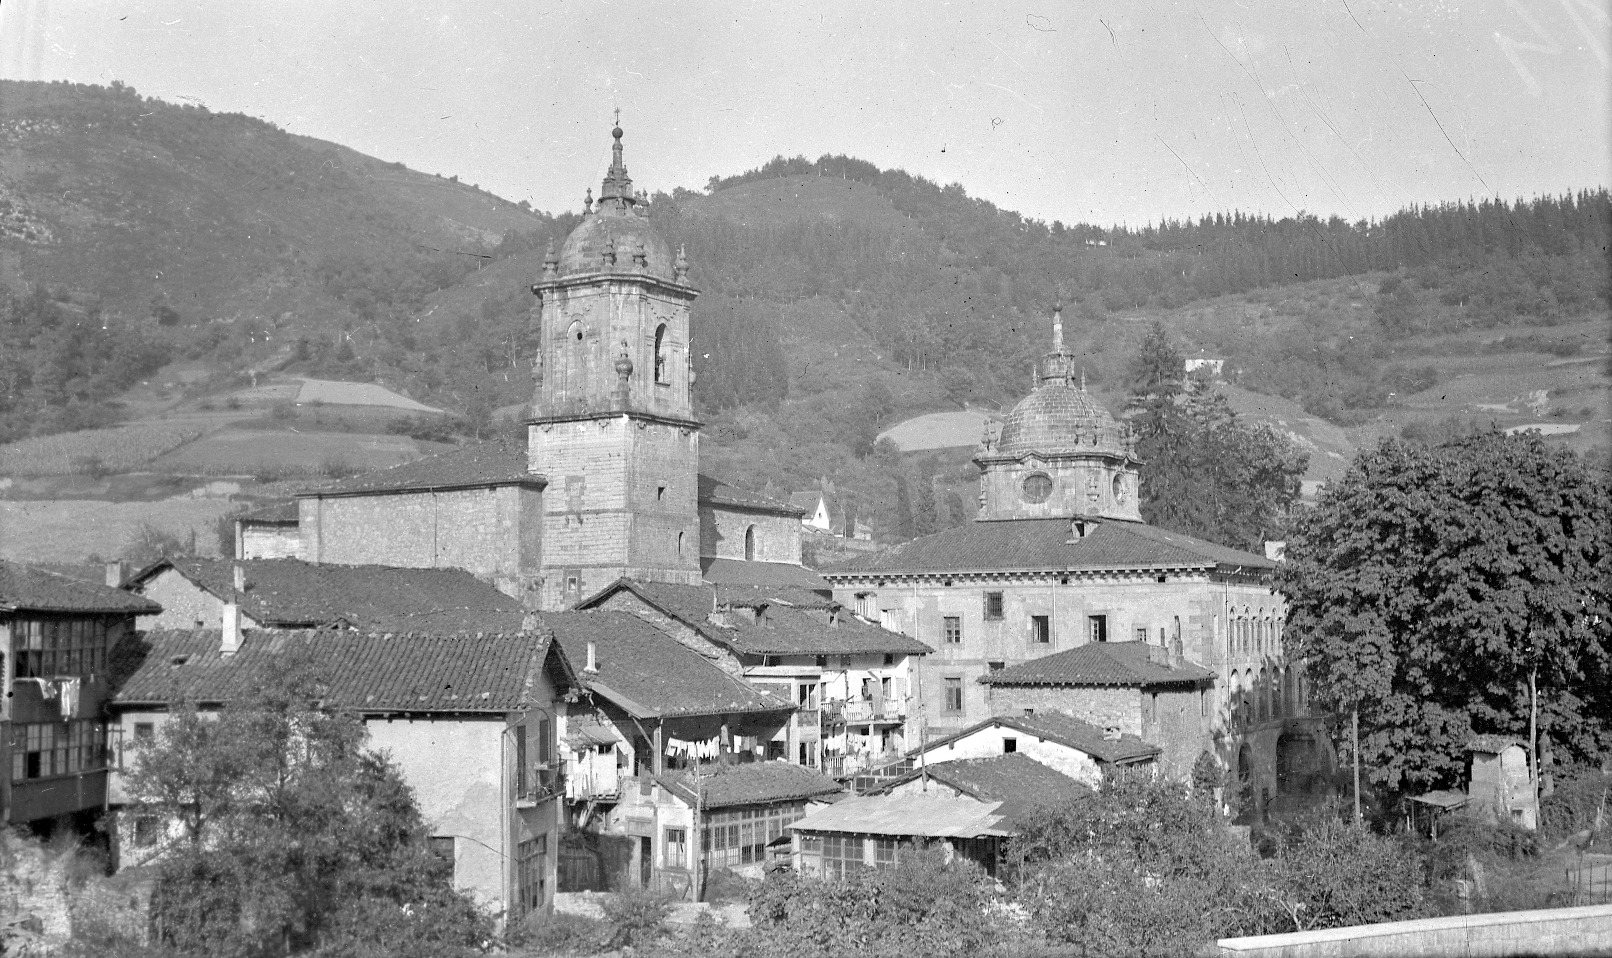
541 609 844 894
233 500 303 560
0 560 160 835
977 641 1217 778
908 710 1160 788
576 579 932 778
822 303 1330 819
107 622 576 928
128 556 526 632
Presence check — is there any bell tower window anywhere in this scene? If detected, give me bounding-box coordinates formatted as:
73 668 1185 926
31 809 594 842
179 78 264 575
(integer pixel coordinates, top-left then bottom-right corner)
653 324 669 384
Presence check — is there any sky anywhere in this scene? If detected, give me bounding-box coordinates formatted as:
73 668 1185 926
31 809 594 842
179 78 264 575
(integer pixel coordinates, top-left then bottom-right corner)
2 0 1608 228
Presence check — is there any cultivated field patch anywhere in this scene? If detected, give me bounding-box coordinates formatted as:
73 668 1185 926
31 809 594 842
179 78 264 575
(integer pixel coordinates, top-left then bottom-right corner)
148 427 427 478
0 498 237 563
0 424 210 477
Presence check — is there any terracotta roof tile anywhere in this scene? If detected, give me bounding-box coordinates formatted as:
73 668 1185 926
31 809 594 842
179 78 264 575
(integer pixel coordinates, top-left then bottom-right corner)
700 558 828 589
697 475 803 516
824 518 1274 577
112 628 562 712
306 437 538 497
981 642 1215 688
919 712 1161 765
583 580 931 656
135 558 523 630
0 560 162 614
886 753 1092 823
544 610 793 718
658 761 842 809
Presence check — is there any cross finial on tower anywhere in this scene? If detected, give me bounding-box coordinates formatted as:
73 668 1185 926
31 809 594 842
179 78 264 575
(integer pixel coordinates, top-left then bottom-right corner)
614 106 621 127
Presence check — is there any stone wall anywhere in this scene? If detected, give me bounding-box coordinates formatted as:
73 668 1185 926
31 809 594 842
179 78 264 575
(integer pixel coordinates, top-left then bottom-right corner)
916 723 1104 787
302 486 541 601
239 524 304 560
1216 903 1612 957
699 504 801 564
530 416 701 609
136 568 253 631
989 686 1141 737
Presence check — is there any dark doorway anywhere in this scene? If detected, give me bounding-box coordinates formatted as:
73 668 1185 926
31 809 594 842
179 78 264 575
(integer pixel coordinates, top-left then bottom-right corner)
639 836 653 888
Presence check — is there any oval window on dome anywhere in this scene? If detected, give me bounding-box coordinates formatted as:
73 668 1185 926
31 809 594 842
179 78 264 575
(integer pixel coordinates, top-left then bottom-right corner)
1112 473 1127 503
1021 472 1053 504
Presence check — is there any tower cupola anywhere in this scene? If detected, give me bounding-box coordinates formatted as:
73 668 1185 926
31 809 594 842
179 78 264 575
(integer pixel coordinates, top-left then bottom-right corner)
974 303 1142 521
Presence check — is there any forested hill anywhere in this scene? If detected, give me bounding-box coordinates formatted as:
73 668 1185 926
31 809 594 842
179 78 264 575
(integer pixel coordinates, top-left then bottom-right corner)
1 82 1607 524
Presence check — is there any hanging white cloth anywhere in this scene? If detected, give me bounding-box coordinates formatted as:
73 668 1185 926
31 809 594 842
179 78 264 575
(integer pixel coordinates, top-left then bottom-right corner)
58 678 82 719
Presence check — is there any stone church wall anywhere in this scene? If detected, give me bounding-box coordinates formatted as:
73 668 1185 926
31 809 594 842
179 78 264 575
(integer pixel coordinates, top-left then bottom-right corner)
698 505 801 562
301 486 541 600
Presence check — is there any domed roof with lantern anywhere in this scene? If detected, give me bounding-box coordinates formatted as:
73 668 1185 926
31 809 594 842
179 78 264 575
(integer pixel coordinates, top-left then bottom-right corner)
993 303 1130 459
548 118 684 284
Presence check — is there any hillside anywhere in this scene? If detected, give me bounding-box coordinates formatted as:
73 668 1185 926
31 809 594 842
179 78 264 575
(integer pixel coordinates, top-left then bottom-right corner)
1 81 1607 561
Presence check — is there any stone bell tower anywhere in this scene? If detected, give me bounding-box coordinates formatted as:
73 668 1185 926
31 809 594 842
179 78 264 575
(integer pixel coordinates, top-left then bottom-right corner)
528 119 702 609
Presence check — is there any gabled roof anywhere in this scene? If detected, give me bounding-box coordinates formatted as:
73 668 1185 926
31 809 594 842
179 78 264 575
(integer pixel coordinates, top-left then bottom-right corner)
701 557 828 590
544 610 794 719
917 712 1161 765
788 491 826 514
657 761 842 809
697 475 803 516
823 517 1274 577
980 642 1215 689
112 628 570 713
303 436 541 497
881 753 1091 823
1466 735 1527 754
130 557 523 630
0 560 162 615
578 579 931 657
238 501 300 523
788 793 1010 838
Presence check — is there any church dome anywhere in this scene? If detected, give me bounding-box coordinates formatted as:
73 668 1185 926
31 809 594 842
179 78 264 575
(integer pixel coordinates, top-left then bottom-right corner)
997 382 1128 457
554 124 680 283
992 301 1129 458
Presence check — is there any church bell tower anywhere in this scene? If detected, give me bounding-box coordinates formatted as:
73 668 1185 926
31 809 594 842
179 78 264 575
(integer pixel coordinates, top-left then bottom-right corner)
528 119 702 609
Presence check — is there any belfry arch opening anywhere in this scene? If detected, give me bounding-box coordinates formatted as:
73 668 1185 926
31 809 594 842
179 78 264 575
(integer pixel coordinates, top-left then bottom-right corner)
653 324 669 384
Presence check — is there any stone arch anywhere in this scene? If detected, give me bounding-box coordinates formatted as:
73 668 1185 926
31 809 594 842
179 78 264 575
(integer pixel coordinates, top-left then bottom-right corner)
653 323 669 383
744 524 756 561
1257 665 1270 721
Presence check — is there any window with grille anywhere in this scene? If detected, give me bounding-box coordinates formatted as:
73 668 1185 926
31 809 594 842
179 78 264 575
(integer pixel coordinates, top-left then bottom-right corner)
942 616 962 644
983 592 1004 620
665 827 687 869
1135 627 1149 643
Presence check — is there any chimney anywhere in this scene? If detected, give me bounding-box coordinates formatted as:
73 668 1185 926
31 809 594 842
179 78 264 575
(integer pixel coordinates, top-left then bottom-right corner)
233 563 246 593
105 559 129 589
584 640 599 674
220 599 241 656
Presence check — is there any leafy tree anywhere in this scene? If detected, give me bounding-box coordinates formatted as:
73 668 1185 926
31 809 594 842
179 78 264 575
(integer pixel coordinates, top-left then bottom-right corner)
1255 810 1428 931
1276 432 1612 795
1125 326 1307 550
123 646 491 957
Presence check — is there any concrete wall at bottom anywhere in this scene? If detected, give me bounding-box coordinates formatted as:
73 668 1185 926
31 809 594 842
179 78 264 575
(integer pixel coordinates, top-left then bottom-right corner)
1217 903 1612 957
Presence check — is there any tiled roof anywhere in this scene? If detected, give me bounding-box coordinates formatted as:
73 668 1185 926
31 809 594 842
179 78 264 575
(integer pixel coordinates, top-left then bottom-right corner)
891 753 1091 823
697 475 803 516
112 628 564 712
239 501 300 523
979 642 1215 688
701 558 828 589
544 610 794 718
134 557 523 630
918 712 1161 765
305 437 539 497
658 761 842 809
581 580 931 657
1466 735 1526 754
788 793 1009 838
0 560 162 614
788 492 824 513
823 517 1275 576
